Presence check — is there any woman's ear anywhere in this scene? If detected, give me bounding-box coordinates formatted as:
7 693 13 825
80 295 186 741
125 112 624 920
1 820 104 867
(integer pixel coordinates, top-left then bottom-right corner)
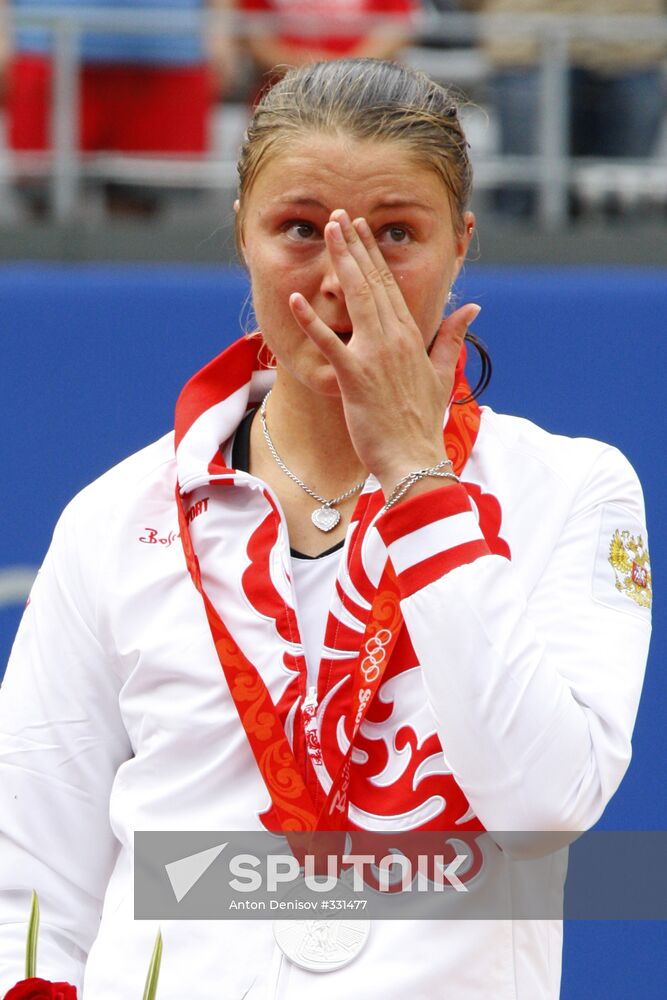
459 211 475 261
451 211 475 285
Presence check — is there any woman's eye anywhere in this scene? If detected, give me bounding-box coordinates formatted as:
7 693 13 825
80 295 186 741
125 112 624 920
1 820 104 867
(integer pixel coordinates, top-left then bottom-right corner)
284 221 317 241
381 225 411 244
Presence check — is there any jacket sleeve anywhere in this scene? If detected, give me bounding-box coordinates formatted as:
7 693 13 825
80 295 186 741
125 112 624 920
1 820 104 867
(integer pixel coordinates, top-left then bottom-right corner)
0 496 132 991
374 447 651 857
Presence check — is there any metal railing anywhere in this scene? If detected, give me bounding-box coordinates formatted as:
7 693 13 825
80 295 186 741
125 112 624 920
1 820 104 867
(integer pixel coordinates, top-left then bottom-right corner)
2 8 667 228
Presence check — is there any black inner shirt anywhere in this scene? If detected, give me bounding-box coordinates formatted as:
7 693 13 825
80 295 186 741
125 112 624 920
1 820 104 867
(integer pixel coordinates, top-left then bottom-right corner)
231 408 345 561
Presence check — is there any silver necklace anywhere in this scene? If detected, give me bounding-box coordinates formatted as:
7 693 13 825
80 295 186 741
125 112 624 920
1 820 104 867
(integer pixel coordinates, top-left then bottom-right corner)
259 390 366 533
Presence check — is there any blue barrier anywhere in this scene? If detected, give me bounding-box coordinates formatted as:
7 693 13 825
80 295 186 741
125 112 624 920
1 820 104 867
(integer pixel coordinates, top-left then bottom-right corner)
1 263 665 997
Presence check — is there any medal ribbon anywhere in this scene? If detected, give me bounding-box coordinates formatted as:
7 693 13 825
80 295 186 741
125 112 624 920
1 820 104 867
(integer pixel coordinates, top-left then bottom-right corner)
177 486 401 831
176 361 481 833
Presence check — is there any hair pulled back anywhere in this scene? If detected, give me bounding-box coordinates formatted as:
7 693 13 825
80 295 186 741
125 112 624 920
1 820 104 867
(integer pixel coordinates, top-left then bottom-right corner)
236 58 490 400
237 58 472 235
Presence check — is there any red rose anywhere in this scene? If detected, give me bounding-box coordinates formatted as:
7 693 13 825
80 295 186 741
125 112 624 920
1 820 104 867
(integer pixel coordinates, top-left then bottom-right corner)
4 978 77 1000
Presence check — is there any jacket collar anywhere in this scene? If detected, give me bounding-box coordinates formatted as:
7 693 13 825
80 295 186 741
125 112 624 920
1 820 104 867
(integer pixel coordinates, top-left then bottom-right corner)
175 336 274 493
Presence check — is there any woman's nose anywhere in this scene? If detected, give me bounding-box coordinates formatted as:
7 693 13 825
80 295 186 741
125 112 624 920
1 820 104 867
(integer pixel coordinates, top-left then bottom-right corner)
319 258 345 300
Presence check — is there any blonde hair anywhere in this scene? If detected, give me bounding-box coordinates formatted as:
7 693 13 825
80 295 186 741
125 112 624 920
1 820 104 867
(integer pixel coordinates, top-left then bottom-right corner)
236 58 473 239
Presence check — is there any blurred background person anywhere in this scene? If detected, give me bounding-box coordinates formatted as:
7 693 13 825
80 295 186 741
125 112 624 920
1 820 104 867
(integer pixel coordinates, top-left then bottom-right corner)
237 0 418 100
467 0 667 218
0 0 237 217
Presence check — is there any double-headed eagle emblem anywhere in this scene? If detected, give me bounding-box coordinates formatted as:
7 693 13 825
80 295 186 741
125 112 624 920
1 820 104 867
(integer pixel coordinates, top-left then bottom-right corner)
608 530 652 610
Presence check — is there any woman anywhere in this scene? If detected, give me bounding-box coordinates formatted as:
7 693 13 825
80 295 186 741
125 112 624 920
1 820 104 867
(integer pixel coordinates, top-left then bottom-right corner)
0 59 652 998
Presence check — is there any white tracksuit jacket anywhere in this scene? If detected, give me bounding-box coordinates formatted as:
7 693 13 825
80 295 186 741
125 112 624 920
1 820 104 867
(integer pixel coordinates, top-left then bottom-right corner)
0 338 652 998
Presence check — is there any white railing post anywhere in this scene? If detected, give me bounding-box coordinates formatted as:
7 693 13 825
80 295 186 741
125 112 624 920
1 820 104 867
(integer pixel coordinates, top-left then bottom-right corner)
538 25 570 229
51 17 80 223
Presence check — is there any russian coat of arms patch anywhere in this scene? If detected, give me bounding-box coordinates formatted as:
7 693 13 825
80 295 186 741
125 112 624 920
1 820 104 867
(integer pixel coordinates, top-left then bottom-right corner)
608 529 652 610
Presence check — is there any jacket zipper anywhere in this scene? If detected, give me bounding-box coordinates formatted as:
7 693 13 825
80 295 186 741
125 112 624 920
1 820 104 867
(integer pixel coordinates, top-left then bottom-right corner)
302 685 318 712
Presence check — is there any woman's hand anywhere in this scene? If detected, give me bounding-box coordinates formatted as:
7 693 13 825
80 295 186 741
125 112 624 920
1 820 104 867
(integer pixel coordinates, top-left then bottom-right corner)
288 209 481 495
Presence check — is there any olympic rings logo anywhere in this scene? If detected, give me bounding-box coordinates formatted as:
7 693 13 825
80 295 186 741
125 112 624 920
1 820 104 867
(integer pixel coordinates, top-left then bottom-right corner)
359 628 393 684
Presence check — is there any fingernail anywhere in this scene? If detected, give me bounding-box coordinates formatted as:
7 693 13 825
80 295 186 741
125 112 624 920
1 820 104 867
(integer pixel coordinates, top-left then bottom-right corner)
469 304 482 321
354 218 371 238
329 222 344 243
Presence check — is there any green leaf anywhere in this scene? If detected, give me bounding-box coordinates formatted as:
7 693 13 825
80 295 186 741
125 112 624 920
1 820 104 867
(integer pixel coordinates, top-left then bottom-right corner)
25 891 40 979
142 929 163 1000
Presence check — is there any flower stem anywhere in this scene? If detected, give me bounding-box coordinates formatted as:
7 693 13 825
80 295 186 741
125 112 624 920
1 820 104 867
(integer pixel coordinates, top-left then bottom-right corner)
142 929 163 1000
25 891 39 979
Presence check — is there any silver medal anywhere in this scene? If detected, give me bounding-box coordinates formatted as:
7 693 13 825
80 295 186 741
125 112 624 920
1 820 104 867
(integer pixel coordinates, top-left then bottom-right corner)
273 918 370 972
273 877 370 972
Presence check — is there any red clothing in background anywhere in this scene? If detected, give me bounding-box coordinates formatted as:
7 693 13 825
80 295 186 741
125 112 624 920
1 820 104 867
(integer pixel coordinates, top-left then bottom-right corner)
238 0 416 56
8 56 211 153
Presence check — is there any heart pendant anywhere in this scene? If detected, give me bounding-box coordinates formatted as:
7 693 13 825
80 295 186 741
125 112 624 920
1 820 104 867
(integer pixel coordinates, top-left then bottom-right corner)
311 506 340 532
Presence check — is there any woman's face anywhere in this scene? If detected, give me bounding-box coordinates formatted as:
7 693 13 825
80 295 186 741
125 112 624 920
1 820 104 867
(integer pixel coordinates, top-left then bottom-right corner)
238 132 474 395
